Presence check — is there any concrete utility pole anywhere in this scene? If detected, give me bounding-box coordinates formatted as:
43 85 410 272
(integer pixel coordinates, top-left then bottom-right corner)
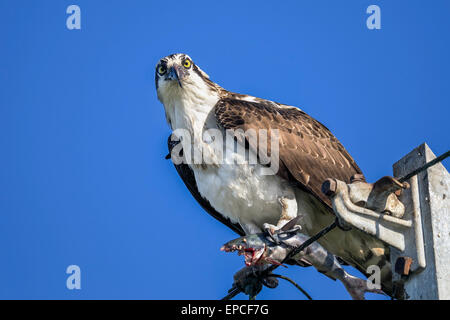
323 143 449 300
392 143 449 299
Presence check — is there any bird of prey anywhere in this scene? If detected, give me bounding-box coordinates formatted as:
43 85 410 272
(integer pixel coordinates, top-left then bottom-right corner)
157 53 391 294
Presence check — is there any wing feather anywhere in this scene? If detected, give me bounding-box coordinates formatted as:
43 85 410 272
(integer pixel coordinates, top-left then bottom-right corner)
215 97 363 208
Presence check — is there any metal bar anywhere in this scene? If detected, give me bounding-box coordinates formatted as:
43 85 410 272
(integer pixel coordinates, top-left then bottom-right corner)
398 150 449 183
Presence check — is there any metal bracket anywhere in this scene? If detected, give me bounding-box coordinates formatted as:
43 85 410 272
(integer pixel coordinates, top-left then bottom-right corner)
320 144 450 299
321 175 426 271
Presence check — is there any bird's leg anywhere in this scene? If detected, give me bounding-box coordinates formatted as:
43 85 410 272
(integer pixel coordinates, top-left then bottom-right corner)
263 196 301 245
233 223 280 299
233 197 300 298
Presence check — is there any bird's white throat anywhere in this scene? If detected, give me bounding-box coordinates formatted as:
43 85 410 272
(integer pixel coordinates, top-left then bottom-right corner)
158 78 220 138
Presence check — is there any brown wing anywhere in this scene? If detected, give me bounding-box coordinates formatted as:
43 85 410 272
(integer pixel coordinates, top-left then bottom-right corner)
215 97 363 208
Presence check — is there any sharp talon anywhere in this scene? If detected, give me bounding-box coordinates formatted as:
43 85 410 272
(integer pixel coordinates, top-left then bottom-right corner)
281 225 301 234
263 223 280 245
266 234 280 245
263 222 302 247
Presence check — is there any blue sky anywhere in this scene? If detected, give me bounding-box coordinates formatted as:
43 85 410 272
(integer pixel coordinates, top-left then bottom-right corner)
0 0 449 299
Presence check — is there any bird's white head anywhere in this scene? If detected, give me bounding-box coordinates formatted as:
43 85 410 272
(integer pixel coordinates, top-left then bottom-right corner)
155 53 217 104
155 53 220 130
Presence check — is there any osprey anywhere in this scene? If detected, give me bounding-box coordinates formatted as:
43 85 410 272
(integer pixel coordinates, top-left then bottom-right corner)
157 53 391 294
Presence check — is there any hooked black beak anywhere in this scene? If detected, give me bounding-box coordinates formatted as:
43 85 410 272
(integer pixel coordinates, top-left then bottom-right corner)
167 65 183 88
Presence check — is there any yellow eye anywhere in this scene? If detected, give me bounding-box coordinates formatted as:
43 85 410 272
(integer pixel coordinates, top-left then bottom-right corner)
157 65 166 75
183 59 191 68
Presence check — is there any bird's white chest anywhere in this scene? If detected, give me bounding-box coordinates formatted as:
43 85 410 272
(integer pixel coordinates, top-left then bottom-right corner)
191 146 290 232
161 85 291 232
